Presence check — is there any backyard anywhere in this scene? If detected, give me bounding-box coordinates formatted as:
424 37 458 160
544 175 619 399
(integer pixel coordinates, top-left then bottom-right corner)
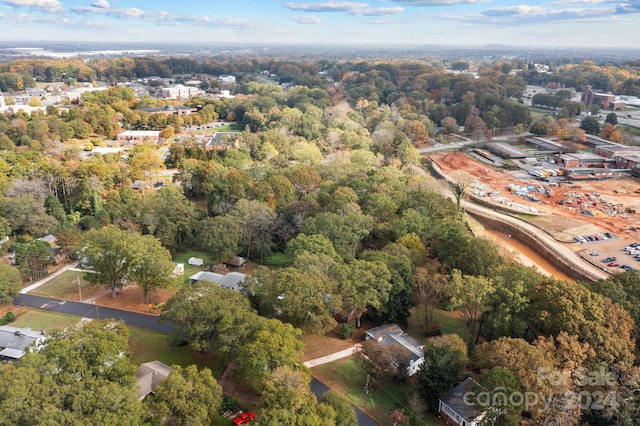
313 359 440 426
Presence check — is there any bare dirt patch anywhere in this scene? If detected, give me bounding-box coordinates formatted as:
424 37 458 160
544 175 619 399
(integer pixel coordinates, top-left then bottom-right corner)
430 151 640 240
92 285 178 315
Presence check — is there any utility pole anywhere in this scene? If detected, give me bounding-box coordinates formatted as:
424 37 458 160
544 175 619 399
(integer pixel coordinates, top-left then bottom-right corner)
77 275 82 302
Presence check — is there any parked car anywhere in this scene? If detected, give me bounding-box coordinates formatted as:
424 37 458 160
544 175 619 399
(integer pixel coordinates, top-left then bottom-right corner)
233 412 255 425
589 251 600 256
608 262 620 267
603 257 616 263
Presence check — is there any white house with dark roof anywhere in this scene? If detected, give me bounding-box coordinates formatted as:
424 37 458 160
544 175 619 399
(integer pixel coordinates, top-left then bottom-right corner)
0 326 48 360
439 377 486 426
189 271 247 291
365 324 425 376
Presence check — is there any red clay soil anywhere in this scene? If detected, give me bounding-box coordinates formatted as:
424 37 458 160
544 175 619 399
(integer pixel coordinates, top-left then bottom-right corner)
91 285 176 315
430 152 640 239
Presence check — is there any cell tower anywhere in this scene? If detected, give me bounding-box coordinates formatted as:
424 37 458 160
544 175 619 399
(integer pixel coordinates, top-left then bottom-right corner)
526 46 532 68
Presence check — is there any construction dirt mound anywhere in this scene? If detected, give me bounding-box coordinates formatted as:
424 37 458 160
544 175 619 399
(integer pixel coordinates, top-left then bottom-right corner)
429 152 640 241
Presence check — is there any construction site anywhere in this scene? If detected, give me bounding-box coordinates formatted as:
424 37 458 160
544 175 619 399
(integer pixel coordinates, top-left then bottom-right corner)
430 151 640 276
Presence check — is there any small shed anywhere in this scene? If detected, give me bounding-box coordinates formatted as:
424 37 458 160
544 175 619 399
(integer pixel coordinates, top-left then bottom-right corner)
224 256 246 269
188 257 204 267
172 263 185 277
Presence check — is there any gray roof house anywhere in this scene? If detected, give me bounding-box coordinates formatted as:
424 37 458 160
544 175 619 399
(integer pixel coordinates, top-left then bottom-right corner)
439 377 486 426
364 324 425 376
136 361 172 400
0 326 48 360
189 271 247 291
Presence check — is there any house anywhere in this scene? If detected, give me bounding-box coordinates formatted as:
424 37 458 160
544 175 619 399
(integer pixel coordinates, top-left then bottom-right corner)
136 361 171 400
0 326 48 360
439 377 486 426
364 324 424 376
38 234 57 246
189 271 246 291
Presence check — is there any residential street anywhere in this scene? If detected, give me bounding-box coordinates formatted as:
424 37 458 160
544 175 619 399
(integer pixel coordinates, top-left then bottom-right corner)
12 293 379 425
13 294 176 334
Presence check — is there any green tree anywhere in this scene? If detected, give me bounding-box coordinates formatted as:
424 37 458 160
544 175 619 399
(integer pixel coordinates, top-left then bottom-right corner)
161 282 254 354
320 391 357 426
0 262 21 305
337 259 392 327
271 267 337 334
448 270 495 345
605 112 618 125
259 366 325 426
236 318 304 385
580 115 601 135
14 238 52 281
301 206 373 260
285 233 342 263
450 170 473 214
0 193 58 236
128 143 165 182
415 344 465 411
148 365 223 426
230 199 276 262
144 185 196 252
132 234 176 304
82 225 137 298
0 320 144 425
195 216 241 264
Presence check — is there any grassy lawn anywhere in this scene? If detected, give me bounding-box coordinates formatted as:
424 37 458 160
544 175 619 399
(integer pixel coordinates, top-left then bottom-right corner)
528 106 554 120
11 310 81 331
172 250 215 284
406 306 471 344
30 270 104 301
127 327 224 377
214 123 242 132
434 309 471 342
313 359 440 426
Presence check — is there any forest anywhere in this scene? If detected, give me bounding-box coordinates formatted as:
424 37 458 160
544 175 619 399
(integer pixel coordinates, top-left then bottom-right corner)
0 54 640 425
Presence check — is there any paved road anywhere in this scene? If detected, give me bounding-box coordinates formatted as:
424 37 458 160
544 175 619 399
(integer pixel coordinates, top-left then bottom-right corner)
14 293 380 425
14 294 176 334
311 377 378 426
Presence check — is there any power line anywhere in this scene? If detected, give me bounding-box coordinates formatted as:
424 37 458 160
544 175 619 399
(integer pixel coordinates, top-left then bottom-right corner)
369 377 431 426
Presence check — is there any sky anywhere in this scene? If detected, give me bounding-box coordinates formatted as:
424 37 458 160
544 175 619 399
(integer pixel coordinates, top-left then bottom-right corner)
0 0 639 48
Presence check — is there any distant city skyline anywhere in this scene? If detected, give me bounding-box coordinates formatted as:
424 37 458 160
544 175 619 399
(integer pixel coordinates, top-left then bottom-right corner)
0 0 639 48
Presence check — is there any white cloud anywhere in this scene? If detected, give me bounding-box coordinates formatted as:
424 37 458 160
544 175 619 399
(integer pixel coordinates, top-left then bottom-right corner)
284 1 403 15
355 7 404 16
1 0 63 13
387 0 489 5
91 0 110 9
284 1 369 12
291 14 322 23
